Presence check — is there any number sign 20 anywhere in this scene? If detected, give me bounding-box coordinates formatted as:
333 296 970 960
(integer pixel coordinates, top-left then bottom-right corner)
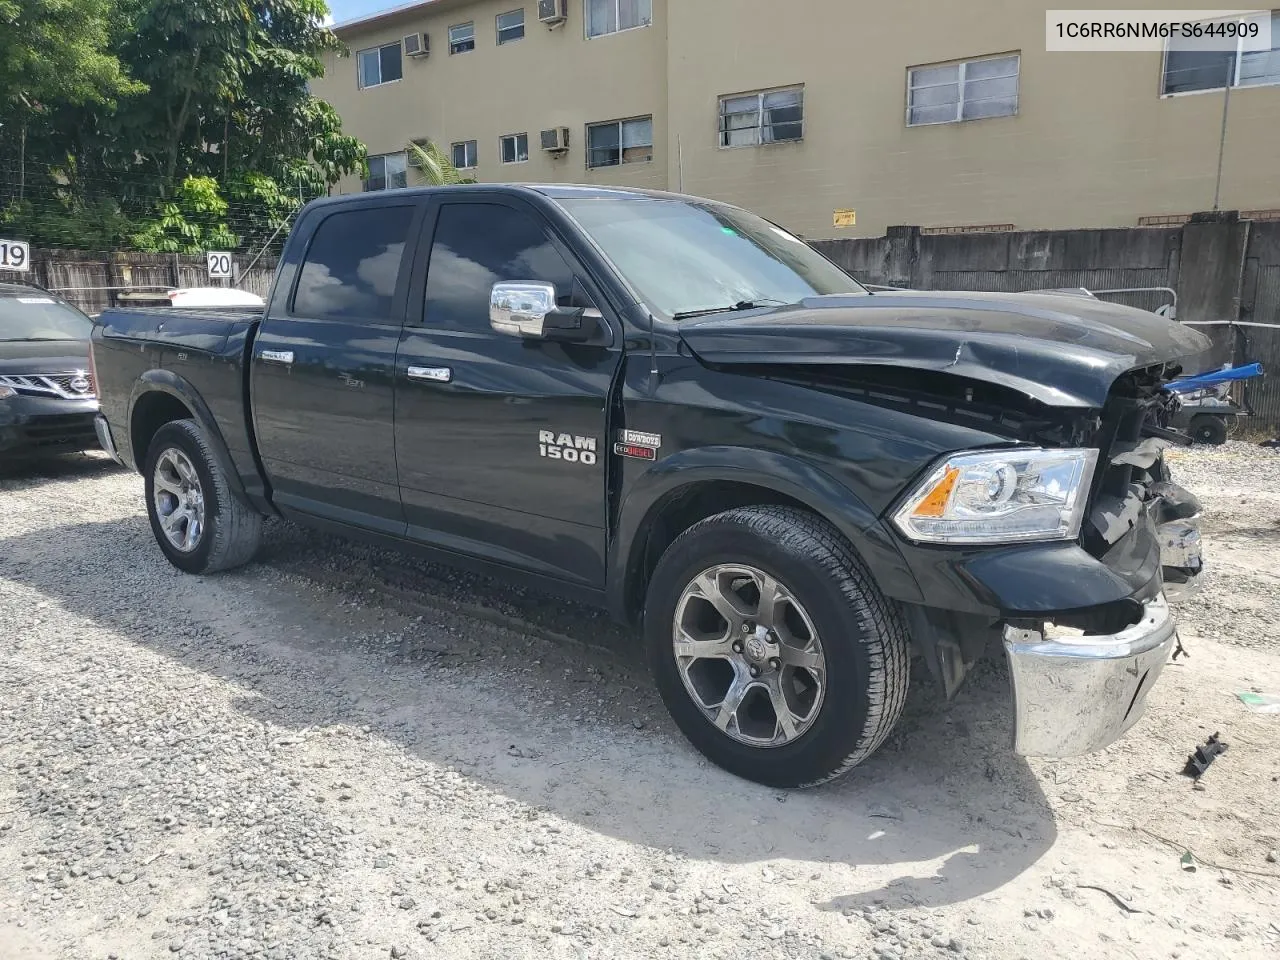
206 251 234 279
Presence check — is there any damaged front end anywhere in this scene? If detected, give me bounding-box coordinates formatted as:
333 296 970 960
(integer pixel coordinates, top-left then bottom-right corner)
837 360 1205 757
1001 364 1205 757
1082 364 1204 601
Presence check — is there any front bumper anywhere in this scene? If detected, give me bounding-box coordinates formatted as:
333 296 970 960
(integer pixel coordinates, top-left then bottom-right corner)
1004 594 1177 756
1000 502 1205 757
0 395 100 457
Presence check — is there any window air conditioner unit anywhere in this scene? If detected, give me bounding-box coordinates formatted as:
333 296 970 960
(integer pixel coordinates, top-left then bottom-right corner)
537 0 568 25
541 127 570 153
403 32 429 57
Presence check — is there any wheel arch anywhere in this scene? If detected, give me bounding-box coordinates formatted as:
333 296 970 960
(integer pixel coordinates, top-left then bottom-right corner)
128 371 247 500
608 446 924 624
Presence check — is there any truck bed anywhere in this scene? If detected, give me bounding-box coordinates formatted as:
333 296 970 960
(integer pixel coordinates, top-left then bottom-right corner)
93 306 267 505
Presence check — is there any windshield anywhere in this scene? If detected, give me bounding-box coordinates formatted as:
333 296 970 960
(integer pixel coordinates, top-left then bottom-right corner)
0 294 92 341
557 197 867 319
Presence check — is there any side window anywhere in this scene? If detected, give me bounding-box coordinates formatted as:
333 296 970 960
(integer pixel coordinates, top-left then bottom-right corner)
423 203 579 333
294 206 415 321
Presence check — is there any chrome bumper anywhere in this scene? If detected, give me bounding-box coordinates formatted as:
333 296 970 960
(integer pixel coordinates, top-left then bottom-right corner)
94 414 122 464
1004 595 1176 757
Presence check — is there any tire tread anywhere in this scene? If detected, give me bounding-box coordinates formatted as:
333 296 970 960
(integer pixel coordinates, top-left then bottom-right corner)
149 420 262 574
657 505 910 787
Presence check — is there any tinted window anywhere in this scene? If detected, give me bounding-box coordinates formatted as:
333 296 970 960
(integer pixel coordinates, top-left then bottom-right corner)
294 206 414 321
424 203 576 332
0 295 92 341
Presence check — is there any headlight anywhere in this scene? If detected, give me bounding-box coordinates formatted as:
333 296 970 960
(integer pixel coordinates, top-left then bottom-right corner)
893 447 1098 545
0 385 16 400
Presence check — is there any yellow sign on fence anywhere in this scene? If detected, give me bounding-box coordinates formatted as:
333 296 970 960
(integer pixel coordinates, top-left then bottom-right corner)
833 209 857 228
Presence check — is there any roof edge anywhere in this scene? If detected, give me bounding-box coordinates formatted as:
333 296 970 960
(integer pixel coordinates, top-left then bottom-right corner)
331 0 455 35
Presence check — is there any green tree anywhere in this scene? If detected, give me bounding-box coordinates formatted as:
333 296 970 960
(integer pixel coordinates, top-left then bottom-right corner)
131 175 238 253
0 0 141 217
0 0 138 112
6 0 365 254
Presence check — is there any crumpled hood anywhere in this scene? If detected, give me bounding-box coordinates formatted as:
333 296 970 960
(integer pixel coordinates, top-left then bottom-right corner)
678 291 1211 408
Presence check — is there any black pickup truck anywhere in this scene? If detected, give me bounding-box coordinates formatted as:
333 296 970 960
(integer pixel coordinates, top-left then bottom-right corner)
92 185 1208 788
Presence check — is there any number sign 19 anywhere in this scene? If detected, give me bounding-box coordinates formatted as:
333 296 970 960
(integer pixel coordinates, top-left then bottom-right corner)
0 239 31 272
206 251 234 280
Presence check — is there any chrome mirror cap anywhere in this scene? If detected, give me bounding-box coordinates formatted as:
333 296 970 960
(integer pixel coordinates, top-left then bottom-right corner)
490 281 556 338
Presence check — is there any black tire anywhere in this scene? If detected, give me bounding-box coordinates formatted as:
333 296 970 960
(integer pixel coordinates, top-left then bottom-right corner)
1191 415 1228 446
644 505 910 788
143 419 263 574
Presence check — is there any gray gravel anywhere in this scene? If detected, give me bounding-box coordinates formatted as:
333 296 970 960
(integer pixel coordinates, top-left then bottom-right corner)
2 448 1279 959
1166 440 1280 650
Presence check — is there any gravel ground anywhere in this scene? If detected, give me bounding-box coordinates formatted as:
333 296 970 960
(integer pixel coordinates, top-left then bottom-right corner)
2 444 1279 960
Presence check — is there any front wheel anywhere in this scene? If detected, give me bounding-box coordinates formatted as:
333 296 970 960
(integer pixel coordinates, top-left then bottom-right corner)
143 419 263 574
645 506 910 788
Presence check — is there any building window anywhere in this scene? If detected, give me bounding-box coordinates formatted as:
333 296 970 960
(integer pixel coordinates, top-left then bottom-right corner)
357 42 403 89
365 152 408 191
497 9 525 44
451 140 478 169
500 133 529 163
449 22 476 54
718 86 804 147
586 116 653 168
907 54 1019 126
586 0 652 38
1163 10 1280 94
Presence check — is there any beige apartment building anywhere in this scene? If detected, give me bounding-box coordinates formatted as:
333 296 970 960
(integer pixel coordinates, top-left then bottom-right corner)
315 0 1280 239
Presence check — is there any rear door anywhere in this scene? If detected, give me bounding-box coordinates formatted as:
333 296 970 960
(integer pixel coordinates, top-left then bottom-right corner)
394 194 622 585
252 200 423 534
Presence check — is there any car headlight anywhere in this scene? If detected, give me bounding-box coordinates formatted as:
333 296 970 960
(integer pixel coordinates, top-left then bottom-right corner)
893 447 1098 545
0 385 16 400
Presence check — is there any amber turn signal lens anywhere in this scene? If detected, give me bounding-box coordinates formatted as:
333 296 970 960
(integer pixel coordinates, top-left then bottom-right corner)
912 466 960 518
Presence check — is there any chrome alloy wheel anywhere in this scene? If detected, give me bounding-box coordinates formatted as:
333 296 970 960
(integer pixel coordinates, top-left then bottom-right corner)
672 564 827 747
153 447 206 552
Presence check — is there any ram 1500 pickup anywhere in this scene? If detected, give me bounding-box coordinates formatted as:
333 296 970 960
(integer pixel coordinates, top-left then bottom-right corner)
91 185 1209 788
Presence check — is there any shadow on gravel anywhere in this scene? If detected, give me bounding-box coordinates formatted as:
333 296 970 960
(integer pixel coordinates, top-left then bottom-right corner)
0 451 123 486
3 514 1057 914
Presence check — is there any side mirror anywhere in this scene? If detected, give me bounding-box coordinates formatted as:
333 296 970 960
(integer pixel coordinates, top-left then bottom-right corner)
490 281 595 343
490 281 556 338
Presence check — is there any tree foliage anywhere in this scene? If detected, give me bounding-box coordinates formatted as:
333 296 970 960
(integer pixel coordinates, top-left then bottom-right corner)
131 175 239 253
0 0 139 113
0 0 365 254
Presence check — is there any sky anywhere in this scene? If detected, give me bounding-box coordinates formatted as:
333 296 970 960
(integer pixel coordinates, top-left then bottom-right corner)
327 0 404 24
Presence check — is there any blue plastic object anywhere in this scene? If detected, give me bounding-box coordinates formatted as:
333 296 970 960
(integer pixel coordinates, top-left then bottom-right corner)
1169 362 1264 394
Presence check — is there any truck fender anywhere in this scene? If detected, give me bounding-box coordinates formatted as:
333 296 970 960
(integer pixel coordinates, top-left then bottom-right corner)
607 445 924 621
127 370 248 502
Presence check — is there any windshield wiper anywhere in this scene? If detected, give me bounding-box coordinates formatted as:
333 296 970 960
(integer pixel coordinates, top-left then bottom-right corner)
671 298 789 321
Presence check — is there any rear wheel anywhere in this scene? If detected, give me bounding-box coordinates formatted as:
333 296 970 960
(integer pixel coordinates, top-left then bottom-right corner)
1191 414 1228 445
645 505 910 788
144 419 263 574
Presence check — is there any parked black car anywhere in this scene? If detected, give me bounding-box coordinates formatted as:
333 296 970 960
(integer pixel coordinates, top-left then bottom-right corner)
91 185 1208 788
0 284 100 459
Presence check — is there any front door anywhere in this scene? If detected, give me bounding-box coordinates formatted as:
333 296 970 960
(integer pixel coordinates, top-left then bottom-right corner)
252 200 420 534
394 195 621 585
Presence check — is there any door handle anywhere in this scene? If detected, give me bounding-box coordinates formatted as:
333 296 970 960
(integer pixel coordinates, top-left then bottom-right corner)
407 365 452 383
260 349 295 365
